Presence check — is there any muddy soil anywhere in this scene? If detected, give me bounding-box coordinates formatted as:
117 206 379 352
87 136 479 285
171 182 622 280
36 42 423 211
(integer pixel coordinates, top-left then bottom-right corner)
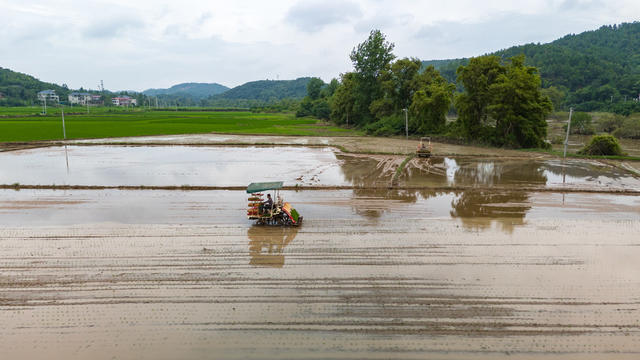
1 140 639 359
1 189 640 359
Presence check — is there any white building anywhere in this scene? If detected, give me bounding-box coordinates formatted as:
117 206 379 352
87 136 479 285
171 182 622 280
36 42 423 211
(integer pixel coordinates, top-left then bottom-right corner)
112 96 137 106
37 90 59 103
69 92 92 105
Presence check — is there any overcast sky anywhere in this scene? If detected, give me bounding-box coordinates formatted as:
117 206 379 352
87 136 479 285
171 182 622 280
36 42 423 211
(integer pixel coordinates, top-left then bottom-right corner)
1 0 638 91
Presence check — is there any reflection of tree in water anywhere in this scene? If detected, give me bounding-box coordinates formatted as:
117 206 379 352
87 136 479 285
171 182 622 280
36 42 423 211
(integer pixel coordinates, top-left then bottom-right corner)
247 226 299 268
450 161 545 232
338 154 446 218
450 190 531 233
337 152 542 230
351 188 419 218
452 159 548 186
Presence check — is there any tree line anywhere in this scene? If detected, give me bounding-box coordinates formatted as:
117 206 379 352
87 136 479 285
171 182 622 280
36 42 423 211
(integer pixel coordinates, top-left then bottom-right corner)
425 22 640 115
298 30 552 149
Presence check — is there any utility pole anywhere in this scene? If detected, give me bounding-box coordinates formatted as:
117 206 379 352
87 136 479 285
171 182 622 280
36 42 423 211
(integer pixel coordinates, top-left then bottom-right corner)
402 108 408 140
43 97 47 115
563 107 573 158
61 106 67 139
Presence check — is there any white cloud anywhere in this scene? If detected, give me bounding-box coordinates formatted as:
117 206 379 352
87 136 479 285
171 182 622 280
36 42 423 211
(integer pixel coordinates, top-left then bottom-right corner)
84 17 145 39
286 0 362 33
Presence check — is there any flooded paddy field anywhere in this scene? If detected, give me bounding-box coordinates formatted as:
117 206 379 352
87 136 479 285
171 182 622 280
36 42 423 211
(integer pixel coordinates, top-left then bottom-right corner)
1 143 640 359
1 145 639 191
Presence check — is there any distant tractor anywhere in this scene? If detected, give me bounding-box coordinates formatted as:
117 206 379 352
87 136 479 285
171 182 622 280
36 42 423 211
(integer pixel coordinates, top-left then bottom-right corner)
416 137 432 158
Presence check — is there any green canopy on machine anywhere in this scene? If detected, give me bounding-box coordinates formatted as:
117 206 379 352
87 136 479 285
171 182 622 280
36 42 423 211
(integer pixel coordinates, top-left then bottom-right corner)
246 181 284 194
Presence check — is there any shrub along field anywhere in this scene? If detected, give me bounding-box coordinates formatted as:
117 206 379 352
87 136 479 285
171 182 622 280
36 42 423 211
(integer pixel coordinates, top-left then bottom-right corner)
0 109 358 142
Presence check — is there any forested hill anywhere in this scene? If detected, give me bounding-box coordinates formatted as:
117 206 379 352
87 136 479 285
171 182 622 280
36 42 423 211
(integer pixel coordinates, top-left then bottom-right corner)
210 78 311 102
0 67 70 106
423 22 640 111
142 82 229 99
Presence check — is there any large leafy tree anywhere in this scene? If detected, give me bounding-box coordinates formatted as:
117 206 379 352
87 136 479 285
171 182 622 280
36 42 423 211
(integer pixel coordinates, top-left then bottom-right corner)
456 55 552 148
306 77 324 100
330 31 453 137
369 57 422 119
488 56 552 148
409 66 455 133
330 72 357 126
296 77 334 120
348 29 396 125
383 57 422 111
454 56 505 139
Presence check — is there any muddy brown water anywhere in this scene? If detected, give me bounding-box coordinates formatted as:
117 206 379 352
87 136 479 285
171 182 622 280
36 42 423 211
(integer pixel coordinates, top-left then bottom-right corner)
1 143 640 359
1 188 640 359
1 145 639 191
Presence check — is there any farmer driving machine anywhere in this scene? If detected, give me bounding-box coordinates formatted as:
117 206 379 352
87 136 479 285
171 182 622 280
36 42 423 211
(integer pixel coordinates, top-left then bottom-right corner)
246 181 303 226
416 137 432 158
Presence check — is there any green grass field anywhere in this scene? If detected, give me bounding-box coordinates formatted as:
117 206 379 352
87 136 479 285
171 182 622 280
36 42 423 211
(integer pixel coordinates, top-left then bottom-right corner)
0 109 359 142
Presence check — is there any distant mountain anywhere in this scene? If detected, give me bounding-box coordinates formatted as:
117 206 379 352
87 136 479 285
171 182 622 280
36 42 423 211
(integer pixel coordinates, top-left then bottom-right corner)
211 78 311 102
143 82 229 99
0 67 70 106
422 22 640 111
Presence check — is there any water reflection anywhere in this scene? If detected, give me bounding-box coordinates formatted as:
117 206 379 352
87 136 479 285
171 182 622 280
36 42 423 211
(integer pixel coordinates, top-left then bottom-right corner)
450 191 531 233
247 225 299 268
447 161 544 232
353 189 415 218
2 146 637 189
336 156 542 231
64 145 70 174
347 188 532 233
442 158 548 187
336 154 394 187
0 146 347 187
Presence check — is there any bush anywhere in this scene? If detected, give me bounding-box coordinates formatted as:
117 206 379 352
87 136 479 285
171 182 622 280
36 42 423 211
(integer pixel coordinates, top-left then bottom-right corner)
595 113 624 133
295 98 313 117
564 112 595 135
577 134 624 156
612 115 640 139
311 100 331 120
550 135 565 145
363 114 404 136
